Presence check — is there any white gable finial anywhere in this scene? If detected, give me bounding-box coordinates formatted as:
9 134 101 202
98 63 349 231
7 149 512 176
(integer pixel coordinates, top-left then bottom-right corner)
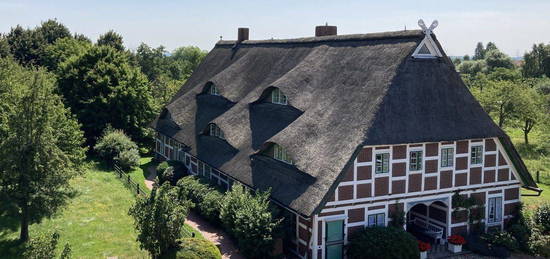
418 19 438 35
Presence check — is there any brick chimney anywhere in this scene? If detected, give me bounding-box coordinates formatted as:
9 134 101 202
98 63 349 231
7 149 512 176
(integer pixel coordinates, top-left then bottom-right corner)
315 24 337 37
237 28 249 42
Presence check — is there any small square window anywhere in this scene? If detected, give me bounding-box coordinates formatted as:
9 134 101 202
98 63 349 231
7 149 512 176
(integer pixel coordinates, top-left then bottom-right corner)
441 147 454 168
375 153 390 174
367 213 385 227
409 151 423 171
471 145 483 165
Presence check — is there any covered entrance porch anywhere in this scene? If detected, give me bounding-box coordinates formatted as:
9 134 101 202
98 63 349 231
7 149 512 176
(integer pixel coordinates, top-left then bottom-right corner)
405 198 450 246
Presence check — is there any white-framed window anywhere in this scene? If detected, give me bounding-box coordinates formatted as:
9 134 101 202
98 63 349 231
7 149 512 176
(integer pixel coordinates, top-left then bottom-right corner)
208 124 225 139
375 153 390 174
208 85 220 95
409 151 423 171
367 213 385 227
270 88 287 105
325 219 344 259
471 145 483 165
273 143 293 164
487 197 503 224
441 147 454 168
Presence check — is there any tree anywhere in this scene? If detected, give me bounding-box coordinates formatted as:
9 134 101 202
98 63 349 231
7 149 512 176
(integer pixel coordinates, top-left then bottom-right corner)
487 67 521 82
43 37 92 71
472 80 521 127
170 46 208 80
514 86 544 145
97 30 124 51
134 43 169 82
57 45 155 145
486 42 498 52
485 49 514 71
35 19 71 45
463 54 470 61
0 62 86 241
5 25 45 65
0 35 11 58
474 42 485 60
129 183 194 258
523 43 550 78
457 60 487 75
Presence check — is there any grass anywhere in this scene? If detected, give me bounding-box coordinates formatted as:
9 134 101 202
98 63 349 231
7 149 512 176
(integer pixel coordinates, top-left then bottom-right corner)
505 128 550 209
127 157 158 194
0 159 204 258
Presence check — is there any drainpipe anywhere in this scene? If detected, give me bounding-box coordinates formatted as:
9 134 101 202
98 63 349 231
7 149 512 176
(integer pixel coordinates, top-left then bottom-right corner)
521 185 543 197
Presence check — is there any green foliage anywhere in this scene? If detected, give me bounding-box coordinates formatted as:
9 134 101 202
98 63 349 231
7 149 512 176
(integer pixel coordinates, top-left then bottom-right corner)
157 161 170 174
457 60 487 75
482 231 519 252
43 37 92 71
97 30 125 51
129 183 194 258
485 49 514 71
115 148 141 171
346 226 419 259
219 184 281 258
94 128 139 164
507 222 531 252
176 176 223 223
473 42 485 60
170 46 208 80
0 61 86 241
57 45 155 145
522 43 550 78
532 203 550 234
23 232 61 259
389 203 405 227
162 238 221 259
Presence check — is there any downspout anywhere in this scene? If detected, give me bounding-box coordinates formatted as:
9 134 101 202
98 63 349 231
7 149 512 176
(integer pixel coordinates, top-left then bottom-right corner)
521 185 543 197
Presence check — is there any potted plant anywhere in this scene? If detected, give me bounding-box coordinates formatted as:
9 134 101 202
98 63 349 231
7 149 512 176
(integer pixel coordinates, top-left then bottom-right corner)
418 241 431 259
447 235 466 253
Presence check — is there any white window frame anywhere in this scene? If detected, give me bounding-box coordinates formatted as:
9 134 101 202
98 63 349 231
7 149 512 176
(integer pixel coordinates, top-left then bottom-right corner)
270 88 288 105
409 150 423 171
441 147 454 168
375 152 390 174
367 213 386 227
471 145 483 165
273 143 293 164
487 196 503 225
209 85 219 95
208 124 225 139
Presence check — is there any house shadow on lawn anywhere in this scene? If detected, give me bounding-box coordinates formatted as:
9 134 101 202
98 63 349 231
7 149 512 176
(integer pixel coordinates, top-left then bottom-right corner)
140 158 157 181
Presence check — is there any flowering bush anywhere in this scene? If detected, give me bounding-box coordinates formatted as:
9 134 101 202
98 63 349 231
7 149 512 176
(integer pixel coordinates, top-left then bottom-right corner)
448 235 467 245
418 241 431 252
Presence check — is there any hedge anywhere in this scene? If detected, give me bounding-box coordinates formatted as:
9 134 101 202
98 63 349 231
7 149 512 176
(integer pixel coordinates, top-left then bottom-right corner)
346 226 419 259
161 238 221 259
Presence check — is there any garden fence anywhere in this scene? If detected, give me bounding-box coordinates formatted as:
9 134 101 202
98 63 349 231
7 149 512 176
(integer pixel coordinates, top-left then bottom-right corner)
113 163 147 197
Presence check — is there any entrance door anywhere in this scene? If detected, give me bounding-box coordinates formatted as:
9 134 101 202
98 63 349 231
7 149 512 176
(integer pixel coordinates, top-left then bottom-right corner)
325 220 344 259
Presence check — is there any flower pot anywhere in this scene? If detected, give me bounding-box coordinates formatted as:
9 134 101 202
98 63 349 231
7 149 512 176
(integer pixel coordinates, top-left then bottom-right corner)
420 251 427 259
448 243 462 253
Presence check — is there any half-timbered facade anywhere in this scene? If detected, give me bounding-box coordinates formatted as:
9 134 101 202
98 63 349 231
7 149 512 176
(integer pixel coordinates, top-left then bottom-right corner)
151 23 540 259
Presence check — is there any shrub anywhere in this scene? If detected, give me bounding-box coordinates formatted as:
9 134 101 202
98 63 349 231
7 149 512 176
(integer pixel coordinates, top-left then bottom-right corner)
346 226 419 259
507 223 531 252
115 148 140 171
23 231 71 259
482 231 519 252
219 184 281 258
176 176 223 223
157 161 170 175
532 203 550 234
94 128 139 166
528 227 550 257
129 183 194 258
157 161 186 185
163 238 221 259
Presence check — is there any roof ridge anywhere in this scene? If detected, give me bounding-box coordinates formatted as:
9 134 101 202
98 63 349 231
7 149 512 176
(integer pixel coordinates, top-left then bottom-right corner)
216 30 424 46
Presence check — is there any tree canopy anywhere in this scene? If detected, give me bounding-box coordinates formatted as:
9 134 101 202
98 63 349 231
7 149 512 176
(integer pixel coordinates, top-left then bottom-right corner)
0 58 86 241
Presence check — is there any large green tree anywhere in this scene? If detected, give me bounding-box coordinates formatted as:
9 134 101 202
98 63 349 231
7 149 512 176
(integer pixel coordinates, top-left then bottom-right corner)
43 37 92 71
97 30 125 52
523 43 550 78
485 49 514 71
129 183 193 258
473 42 485 60
57 45 155 145
0 59 86 241
170 46 208 80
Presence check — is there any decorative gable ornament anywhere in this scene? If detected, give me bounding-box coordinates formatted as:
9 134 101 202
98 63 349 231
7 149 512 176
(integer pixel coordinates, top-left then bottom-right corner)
413 19 442 58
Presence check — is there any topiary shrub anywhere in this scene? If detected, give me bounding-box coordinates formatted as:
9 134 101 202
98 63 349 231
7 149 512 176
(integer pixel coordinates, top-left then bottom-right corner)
94 128 139 167
532 203 550 234
115 148 140 171
173 238 221 259
346 226 419 259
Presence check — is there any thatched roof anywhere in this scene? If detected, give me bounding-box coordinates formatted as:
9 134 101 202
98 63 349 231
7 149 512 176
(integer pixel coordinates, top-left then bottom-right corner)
152 29 538 216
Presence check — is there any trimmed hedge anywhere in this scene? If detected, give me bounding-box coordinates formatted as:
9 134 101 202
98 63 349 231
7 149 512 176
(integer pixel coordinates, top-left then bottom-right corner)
161 238 221 259
346 226 419 259
176 176 223 223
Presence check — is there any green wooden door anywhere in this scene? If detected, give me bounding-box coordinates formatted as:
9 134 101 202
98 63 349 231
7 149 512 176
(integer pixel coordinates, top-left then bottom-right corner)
325 220 344 259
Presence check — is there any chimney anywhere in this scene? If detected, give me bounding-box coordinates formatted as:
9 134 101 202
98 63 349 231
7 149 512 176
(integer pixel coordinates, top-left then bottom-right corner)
315 24 337 37
237 28 249 42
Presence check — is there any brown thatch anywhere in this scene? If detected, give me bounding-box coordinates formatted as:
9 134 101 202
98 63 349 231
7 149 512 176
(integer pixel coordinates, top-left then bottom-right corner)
152 29 538 216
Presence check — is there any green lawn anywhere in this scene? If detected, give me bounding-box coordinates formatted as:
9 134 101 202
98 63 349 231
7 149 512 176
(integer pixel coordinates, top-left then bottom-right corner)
505 128 550 209
0 159 203 258
127 157 158 195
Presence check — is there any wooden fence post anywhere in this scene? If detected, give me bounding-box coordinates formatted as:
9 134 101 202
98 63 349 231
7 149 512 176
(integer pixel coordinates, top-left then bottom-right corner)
536 171 540 183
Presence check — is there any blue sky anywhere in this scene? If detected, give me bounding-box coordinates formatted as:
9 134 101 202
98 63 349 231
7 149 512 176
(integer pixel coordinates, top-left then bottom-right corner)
1 0 549 57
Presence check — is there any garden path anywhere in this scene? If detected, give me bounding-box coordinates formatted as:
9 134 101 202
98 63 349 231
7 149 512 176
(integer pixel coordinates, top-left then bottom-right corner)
145 166 244 259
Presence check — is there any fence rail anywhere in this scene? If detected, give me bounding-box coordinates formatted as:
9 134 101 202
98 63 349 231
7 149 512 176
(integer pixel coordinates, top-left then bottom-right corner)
113 164 147 197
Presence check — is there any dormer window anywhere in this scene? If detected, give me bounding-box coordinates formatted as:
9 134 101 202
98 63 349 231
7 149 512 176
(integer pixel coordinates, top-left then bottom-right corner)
270 88 288 105
273 143 293 164
203 82 220 96
207 123 225 139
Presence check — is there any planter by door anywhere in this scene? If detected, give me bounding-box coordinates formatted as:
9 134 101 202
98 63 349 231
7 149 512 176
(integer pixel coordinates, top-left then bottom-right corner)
448 243 462 253
420 251 427 259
